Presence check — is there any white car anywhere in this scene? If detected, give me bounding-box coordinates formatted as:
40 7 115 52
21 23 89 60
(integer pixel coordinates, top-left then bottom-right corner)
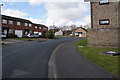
27 33 34 38
27 33 39 38
1 32 6 38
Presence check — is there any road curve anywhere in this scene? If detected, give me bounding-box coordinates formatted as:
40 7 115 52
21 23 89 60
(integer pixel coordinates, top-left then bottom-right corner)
2 37 79 78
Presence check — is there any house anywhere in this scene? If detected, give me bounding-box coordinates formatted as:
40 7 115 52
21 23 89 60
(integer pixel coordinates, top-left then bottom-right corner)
33 23 48 36
2 15 48 37
86 1 120 48
72 27 87 37
55 30 63 36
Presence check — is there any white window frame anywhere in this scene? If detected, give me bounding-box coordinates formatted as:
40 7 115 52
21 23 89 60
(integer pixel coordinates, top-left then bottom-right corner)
44 28 47 30
39 27 41 29
35 26 38 29
3 19 7 24
99 19 109 25
29 23 32 27
100 0 109 5
25 23 28 26
9 20 13 24
17 22 21 25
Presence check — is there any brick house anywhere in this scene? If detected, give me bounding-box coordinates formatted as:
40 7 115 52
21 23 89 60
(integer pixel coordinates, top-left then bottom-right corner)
87 1 120 48
72 27 87 37
2 15 48 37
33 23 48 36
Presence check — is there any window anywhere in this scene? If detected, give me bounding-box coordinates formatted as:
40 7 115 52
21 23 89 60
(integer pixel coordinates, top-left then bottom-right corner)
17 22 21 25
82 33 86 34
35 26 38 29
99 0 109 5
43 28 47 30
9 20 13 24
25 23 28 26
29 24 32 27
39 27 41 29
3 19 7 24
99 19 109 25
9 29 14 33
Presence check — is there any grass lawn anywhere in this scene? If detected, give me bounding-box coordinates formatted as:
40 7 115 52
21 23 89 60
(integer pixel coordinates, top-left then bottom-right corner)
76 39 120 77
14 38 36 41
55 35 77 38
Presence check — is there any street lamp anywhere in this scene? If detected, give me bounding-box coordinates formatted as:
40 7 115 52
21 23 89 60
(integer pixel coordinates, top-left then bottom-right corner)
0 3 3 80
0 4 3 6
53 22 55 34
0 3 3 32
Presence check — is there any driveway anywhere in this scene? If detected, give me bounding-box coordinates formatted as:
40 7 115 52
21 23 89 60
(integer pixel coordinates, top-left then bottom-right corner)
2 37 79 78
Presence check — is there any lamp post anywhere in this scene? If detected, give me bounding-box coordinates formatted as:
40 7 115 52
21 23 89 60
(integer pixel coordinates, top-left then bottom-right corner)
0 4 3 33
53 22 55 34
0 4 3 80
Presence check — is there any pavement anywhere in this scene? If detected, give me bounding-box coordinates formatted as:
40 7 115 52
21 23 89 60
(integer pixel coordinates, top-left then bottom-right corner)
1 38 47 45
49 40 116 78
2 37 79 78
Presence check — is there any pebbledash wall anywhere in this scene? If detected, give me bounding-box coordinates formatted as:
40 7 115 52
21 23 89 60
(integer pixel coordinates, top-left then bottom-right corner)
88 2 120 48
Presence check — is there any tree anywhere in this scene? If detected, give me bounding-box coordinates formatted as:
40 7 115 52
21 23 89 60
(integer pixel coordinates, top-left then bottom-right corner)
46 30 54 39
84 23 91 29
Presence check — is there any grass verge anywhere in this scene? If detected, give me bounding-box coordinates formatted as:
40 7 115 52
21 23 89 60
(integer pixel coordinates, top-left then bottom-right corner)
55 35 72 37
76 39 120 77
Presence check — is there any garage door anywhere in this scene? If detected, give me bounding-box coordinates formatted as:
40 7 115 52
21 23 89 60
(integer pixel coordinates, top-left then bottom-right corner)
15 30 23 37
38 32 42 35
4 30 7 35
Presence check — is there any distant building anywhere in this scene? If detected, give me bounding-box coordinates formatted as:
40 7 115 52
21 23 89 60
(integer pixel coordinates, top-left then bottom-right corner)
72 27 87 37
2 15 48 37
87 1 120 48
55 30 63 36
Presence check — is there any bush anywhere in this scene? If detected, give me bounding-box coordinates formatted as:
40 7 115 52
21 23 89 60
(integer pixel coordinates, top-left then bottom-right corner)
8 33 18 38
39 35 43 38
45 31 54 39
46 33 54 39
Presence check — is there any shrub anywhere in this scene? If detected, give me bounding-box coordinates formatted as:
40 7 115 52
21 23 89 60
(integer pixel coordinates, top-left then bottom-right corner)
39 35 43 38
8 33 18 38
46 33 54 39
45 31 54 39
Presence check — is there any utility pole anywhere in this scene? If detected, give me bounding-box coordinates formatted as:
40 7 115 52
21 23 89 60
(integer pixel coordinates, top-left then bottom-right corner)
0 3 3 33
53 22 55 34
0 3 3 80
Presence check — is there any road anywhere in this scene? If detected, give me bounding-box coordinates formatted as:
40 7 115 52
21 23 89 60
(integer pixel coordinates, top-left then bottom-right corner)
2 37 79 78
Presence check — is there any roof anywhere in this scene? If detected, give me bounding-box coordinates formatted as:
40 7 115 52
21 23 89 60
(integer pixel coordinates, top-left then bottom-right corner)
33 23 47 28
73 27 88 33
80 27 88 32
2 15 32 23
84 0 102 2
2 15 48 28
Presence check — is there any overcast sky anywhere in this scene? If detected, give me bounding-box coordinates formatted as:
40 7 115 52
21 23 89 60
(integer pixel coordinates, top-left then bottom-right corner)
0 0 91 27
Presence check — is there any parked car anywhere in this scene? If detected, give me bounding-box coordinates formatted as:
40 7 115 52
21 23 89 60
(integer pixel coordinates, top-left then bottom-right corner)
22 35 28 38
27 33 39 38
33 34 40 38
1 32 6 39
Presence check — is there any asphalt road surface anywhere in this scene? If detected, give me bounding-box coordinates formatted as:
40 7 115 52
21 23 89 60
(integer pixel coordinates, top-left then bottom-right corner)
54 41 116 78
2 37 79 78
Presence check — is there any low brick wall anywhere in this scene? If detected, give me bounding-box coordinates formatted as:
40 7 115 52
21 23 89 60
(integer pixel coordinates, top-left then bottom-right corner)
87 28 120 48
